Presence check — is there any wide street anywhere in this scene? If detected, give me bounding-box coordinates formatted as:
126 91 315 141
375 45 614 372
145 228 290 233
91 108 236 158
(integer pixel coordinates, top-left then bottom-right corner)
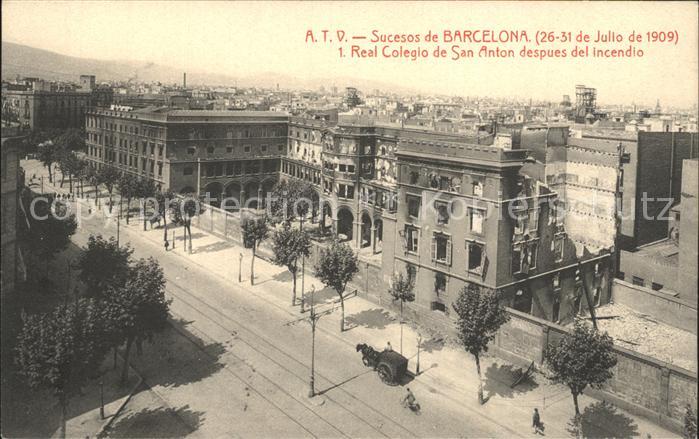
21 159 677 438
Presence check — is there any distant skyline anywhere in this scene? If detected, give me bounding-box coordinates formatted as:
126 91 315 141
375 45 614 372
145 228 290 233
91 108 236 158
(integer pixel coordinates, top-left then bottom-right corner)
2 1 698 108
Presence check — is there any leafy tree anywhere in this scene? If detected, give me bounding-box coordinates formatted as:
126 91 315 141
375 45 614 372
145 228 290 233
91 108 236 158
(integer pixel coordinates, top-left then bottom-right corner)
15 299 110 438
77 235 133 299
242 216 270 285
314 240 359 331
55 128 86 152
58 150 80 193
545 322 617 415
37 140 58 183
684 403 698 439
20 194 78 275
452 283 510 404
136 179 158 231
170 195 202 251
102 257 170 384
84 165 100 202
154 189 174 235
389 272 415 353
269 179 315 225
98 166 121 213
117 173 139 224
74 158 88 197
271 226 311 305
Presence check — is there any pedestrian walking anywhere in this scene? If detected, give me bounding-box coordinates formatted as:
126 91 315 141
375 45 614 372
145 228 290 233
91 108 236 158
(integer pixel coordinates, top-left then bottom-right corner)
532 408 544 435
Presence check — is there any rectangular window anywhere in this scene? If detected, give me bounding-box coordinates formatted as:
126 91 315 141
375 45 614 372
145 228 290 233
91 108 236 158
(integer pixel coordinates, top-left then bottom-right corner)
406 264 417 285
347 165 355 173
439 176 451 191
431 233 452 265
467 241 484 273
472 181 483 197
554 236 564 262
261 144 268 152
529 209 539 233
405 226 419 254
434 272 447 296
512 247 522 274
339 164 347 172
407 195 421 219
651 282 663 291
244 145 251 153
434 200 449 225
278 144 284 152
187 146 196 155
469 208 485 234
227 147 233 153
632 276 645 287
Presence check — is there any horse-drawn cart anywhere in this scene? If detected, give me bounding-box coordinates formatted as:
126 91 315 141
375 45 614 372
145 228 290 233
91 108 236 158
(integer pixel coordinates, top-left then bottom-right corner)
356 343 408 385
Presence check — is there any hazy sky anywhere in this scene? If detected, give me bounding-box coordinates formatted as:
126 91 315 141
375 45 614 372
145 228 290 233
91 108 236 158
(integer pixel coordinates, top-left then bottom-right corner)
3 1 698 108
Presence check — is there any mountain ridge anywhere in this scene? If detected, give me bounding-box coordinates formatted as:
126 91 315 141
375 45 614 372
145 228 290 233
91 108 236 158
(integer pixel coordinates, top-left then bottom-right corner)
1 41 417 94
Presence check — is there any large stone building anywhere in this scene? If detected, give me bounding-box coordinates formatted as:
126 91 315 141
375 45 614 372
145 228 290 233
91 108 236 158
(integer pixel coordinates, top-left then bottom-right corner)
1 75 113 130
619 158 698 305
85 107 288 204
84 109 614 327
1 124 27 364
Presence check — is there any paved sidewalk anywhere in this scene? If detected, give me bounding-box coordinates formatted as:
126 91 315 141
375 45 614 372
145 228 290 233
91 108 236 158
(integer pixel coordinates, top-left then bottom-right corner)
28 161 679 438
113 208 677 438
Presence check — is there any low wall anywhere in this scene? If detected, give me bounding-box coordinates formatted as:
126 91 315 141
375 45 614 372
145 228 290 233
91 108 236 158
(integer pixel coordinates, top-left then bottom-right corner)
612 279 697 334
189 203 697 432
489 308 697 433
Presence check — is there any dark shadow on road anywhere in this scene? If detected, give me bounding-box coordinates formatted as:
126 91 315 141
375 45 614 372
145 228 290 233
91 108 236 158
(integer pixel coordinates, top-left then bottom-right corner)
317 369 374 395
419 336 445 353
128 318 225 390
345 308 395 330
483 363 539 399
566 400 639 439
301 286 337 306
102 404 204 438
272 270 294 283
191 240 236 254
173 232 206 241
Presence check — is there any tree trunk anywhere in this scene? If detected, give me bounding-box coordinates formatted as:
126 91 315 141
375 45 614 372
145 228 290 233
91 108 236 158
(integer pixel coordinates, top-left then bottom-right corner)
340 294 345 331
187 223 192 252
48 163 53 183
121 336 133 385
572 391 580 415
475 353 484 404
142 200 147 231
250 246 256 285
68 173 73 193
58 391 67 439
291 264 297 305
108 192 113 213
126 197 131 224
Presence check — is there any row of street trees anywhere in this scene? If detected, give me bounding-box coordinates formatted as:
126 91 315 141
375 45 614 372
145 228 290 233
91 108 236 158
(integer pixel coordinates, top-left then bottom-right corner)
15 235 171 438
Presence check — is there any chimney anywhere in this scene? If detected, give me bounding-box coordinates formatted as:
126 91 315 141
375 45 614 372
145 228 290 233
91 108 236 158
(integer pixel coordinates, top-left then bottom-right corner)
183 72 187 89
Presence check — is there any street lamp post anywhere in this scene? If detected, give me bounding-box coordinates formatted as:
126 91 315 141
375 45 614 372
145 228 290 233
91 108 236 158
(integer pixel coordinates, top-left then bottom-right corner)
99 380 105 419
116 204 121 247
307 286 318 397
416 333 422 375
238 253 243 283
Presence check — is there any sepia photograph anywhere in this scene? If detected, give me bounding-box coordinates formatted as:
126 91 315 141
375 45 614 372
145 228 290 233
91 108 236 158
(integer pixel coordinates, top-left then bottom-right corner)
1 1 697 438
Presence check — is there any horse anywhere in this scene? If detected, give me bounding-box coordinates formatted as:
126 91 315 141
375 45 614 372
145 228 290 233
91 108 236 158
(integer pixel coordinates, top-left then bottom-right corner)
356 343 379 367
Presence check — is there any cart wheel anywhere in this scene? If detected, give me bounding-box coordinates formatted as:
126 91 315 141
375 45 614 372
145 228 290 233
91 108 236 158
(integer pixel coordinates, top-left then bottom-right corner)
377 364 393 384
362 356 371 367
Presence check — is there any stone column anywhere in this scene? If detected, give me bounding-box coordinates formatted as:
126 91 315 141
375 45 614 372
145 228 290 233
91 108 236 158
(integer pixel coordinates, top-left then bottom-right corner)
371 226 376 254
